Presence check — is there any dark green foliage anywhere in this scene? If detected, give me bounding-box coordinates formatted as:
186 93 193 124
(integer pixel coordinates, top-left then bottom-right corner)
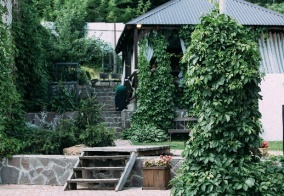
131 32 175 130
13 0 50 112
0 5 26 158
79 124 115 147
20 95 115 155
171 8 284 195
86 0 151 23
21 121 77 155
121 124 168 143
115 85 127 111
75 94 115 147
266 3 284 14
75 95 102 127
49 82 77 113
78 68 91 85
123 31 175 142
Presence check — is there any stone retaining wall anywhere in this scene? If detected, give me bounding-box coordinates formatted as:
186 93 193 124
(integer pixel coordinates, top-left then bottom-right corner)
0 155 184 187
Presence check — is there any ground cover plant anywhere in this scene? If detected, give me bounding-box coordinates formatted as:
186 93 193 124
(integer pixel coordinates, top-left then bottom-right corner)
171 7 284 195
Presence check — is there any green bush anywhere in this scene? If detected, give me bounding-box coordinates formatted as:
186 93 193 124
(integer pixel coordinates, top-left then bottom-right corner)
79 124 115 147
171 7 284 195
122 124 168 143
49 82 77 113
78 67 91 85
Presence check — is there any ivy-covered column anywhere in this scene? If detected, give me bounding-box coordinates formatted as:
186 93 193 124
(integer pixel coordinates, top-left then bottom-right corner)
122 31 175 142
171 8 284 195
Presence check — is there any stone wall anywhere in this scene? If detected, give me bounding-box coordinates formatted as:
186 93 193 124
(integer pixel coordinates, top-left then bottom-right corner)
0 155 77 185
0 155 184 187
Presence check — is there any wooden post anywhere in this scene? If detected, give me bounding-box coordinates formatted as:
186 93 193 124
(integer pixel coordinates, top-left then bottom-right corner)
219 0 227 14
282 105 284 155
134 28 138 70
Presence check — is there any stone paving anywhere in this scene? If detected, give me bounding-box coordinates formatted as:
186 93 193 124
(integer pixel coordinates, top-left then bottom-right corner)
0 185 170 196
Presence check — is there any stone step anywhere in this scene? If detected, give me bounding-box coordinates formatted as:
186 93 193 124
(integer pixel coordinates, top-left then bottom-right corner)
74 167 125 171
94 87 115 93
67 178 119 184
95 92 115 97
104 122 121 126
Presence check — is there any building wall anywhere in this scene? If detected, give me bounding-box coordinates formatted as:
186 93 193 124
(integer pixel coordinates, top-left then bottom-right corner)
259 74 284 141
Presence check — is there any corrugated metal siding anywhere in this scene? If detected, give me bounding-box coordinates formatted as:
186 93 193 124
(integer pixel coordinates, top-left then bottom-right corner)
127 0 284 26
259 33 284 74
227 0 284 26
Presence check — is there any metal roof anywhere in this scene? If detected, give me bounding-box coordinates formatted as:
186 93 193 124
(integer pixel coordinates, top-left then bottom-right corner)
127 0 284 26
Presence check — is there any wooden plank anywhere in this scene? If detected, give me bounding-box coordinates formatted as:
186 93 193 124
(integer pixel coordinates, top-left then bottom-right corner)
67 178 119 183
115 152 137 192
80 155 130 160
63 151 84 191
74 167 125 171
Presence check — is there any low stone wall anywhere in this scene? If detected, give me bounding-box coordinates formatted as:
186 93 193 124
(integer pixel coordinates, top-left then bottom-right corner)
0 155 77 186
0 155 184 187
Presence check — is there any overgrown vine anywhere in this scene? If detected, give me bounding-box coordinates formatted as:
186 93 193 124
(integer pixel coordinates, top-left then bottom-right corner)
122 31 175 142
171 8 284 195
13 0 50 112
0 4 25 157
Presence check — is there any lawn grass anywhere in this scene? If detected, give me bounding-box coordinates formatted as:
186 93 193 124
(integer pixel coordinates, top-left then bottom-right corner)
131 140 186 150
268 141 283 151
131 140 283 151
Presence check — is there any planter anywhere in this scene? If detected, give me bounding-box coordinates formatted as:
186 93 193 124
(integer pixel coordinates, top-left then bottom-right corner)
142 166 171 190
259 147 269 156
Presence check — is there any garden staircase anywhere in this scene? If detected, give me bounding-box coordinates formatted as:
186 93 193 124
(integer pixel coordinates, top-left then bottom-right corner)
64 148 137 191
94 86 123 136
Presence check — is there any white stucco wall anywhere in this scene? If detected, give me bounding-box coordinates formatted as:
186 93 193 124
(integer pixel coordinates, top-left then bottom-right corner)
86 22 124 48
259 74 284 141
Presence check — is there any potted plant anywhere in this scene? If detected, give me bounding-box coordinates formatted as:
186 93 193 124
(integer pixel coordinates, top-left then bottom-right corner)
142 155 172 190
259 140 269 156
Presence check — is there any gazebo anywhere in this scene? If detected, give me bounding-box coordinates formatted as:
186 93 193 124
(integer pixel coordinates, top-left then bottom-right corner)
115 0 284 141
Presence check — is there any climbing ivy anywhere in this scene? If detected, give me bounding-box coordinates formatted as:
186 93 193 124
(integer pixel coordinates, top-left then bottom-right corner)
177 25 196 112
12 0 50 112
0 5 25 158
171 8 284 195
123 31 175 142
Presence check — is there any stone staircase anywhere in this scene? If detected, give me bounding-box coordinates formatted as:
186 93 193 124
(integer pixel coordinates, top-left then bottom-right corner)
94 86 123 136
64 148 137 191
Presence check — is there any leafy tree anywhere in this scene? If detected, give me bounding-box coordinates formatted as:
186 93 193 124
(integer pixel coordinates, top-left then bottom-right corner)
0 5 25 157
171 8 284 195
12 0 50 112
266 3 284 14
